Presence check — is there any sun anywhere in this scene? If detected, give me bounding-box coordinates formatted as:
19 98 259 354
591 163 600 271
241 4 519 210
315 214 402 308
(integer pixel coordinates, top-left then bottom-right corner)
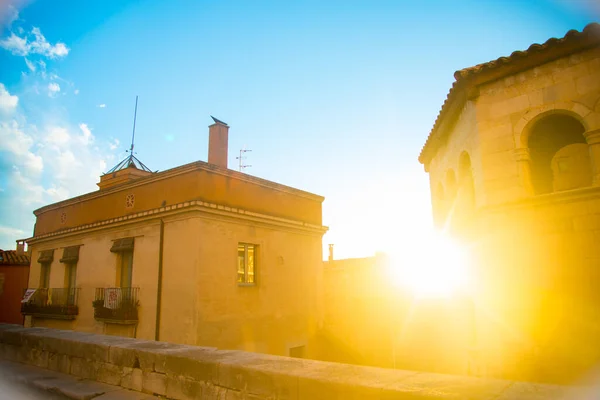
387 231 470 299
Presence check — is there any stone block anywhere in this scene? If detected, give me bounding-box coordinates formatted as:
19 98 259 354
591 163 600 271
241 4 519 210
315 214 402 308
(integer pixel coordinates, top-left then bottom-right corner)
142 371 167 396
490 95 529 119
0 326 27 346
70 356 98 380
122 367 143 392
382 372 511 400
217 352 299 399
165 375 203 400
154 347 223 383
47 352 72 374
109 340 189 371
1 344 18 361
494 381 588 399
28 348 49 368
542 80 576 103
97 362 125 386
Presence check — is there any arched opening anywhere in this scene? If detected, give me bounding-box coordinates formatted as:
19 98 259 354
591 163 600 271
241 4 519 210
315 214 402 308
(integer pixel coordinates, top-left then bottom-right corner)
458 152 475 211
446 169 457 201
528 114 591 195
434 183 446 228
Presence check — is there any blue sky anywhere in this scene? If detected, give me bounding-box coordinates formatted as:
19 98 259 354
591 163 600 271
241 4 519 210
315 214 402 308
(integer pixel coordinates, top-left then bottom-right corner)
0 0 598 258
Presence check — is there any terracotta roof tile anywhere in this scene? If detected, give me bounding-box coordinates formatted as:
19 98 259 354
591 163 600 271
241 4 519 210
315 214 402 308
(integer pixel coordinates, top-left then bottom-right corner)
0 249 30 265
419 22 600 167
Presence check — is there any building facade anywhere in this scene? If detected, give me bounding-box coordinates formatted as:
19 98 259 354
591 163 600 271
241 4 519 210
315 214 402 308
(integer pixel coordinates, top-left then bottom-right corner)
23 118 327 358
0 241 30 325
419 23 600 383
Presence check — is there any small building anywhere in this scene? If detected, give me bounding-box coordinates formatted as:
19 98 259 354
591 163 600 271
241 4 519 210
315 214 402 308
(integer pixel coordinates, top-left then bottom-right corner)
0 240 30 325
23 118 327 358
419 23 600 383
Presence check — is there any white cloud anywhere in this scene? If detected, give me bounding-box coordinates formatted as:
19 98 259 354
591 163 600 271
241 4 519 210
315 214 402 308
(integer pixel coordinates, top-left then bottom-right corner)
109 138 120 150
45 126 69 145
0 32 27 55
74 89 79 95
1 5 19 28
48 82 60 97
0 226 27 238
98 104 106 108
0 120 43 174
0 26 70 59
24 57 35 71
0 84 18 112
78 123 94 146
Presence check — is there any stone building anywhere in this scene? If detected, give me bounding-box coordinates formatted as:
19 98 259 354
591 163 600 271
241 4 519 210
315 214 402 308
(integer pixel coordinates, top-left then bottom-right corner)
419 23 600 383
0 240 29 325
23 117 327 359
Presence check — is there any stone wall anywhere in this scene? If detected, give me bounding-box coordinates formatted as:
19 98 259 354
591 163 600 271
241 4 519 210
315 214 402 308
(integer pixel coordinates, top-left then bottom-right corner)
0 324 593 399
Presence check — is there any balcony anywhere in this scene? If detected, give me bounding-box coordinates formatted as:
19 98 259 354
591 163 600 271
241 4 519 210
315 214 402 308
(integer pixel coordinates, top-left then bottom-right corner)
93 287 139 324
21 288 80 319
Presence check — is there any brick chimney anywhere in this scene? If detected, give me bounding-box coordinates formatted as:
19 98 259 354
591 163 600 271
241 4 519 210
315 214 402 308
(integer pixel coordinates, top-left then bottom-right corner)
208 116 229 169
16 240 25 256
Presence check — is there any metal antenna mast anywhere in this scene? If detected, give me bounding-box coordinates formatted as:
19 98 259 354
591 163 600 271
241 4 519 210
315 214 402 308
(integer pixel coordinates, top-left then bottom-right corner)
236 147 252 172
129 95 139 154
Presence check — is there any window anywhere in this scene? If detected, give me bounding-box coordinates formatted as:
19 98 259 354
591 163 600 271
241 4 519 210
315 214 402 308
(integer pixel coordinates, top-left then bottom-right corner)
289 345 305 358
40 263 51 288
111 238 135 288
237 243 257 285
37 249 54 288
60 246 80 290
119 251 133 288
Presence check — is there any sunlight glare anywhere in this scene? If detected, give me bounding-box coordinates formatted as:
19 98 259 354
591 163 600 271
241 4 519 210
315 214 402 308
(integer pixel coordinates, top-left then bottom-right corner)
388 231 470 299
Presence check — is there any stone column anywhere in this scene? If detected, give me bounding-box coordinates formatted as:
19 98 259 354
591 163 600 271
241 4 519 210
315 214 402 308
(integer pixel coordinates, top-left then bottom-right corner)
514 148 534 196
584 129 600 186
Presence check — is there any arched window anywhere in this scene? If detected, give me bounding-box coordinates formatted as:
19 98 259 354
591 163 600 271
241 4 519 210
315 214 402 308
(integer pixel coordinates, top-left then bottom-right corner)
458 152 475 211
528 114 591 195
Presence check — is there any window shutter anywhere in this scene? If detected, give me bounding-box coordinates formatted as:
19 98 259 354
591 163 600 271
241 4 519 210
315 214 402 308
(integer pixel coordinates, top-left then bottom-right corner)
38 249 54 263
110 237 135 253
60 246 80 263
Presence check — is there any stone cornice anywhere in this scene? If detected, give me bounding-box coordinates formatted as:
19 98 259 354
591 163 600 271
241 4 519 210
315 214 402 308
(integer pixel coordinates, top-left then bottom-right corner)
480 185 600 213
34 160 324 216
26 199 329 245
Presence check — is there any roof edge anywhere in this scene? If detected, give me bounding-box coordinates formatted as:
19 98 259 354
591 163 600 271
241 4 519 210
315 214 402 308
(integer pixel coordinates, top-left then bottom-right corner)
419 22 600 168
33 160 325 216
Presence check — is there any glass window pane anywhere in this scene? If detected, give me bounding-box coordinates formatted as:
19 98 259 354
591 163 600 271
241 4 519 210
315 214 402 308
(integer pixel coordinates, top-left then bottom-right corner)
247 245 255 283
237 245 246 283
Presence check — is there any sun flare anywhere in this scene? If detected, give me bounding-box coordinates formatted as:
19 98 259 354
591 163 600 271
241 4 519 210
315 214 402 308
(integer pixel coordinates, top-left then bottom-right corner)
388 232 470 298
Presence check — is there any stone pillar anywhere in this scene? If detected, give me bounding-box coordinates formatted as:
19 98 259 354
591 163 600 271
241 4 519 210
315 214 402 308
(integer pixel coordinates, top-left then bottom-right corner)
514 148 534 196
584 129 600 186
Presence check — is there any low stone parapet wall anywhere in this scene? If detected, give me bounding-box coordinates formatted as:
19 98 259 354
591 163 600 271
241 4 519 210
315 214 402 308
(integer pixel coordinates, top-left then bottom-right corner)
0 324 593 399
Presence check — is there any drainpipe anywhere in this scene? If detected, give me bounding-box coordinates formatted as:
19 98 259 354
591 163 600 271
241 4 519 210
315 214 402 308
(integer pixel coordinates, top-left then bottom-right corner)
155 219 165 341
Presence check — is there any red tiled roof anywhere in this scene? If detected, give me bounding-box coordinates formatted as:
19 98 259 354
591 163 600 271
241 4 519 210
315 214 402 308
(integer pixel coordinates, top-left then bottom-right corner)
0 250 30 266
418 22 600 167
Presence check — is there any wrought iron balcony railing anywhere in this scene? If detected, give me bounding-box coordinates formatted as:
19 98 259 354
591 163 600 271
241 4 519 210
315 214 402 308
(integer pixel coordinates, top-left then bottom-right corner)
21 288 80 319
93 287 139 323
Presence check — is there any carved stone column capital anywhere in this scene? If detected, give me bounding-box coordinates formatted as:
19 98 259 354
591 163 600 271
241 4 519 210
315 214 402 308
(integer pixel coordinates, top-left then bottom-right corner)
513 147 531 162
584 129 600 145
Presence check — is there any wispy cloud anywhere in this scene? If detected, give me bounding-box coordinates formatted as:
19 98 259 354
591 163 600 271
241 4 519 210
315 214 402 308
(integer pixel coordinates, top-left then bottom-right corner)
74 89 79 95
0 83 19 113
0 5 20 28
0 26 70 59
109 138 120 150
98 104 106 108
24 57 35 71
0 226 27 239
48 82 60 97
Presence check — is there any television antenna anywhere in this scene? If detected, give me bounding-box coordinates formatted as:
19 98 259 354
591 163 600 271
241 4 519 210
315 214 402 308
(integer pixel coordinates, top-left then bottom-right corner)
236 147 252 172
